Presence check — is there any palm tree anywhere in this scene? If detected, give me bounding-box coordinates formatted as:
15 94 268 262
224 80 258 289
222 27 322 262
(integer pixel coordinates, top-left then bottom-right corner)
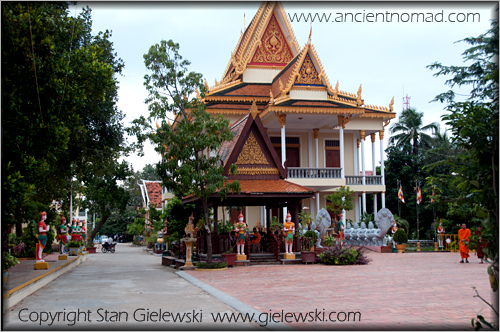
389 108 439 156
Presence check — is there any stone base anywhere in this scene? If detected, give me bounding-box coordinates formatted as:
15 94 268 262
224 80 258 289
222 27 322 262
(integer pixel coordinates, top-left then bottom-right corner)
180 265 195 271
283 253 296 260
236 254 247 261
235 260 250 267
34 262 49 270
58 255 68 260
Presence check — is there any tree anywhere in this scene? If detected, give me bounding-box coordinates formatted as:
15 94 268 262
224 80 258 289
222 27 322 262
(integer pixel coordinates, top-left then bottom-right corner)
2 3 125 247
81 161 132 244
388 108 439 157
325 186 355 221
128 40 240 263
427 19 498 293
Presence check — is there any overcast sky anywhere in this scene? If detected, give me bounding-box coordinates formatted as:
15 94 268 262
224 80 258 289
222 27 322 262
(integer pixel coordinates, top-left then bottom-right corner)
76 1 497 174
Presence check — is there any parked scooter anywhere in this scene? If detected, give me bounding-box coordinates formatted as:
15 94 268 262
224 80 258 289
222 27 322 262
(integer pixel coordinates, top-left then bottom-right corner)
101 242 116 253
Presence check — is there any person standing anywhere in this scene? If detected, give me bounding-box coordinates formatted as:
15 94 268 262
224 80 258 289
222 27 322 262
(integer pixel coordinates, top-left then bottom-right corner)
458 223 471 263
474 225 487 264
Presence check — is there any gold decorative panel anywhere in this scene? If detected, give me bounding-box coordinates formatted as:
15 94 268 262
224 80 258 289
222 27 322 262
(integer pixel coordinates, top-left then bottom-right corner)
295 53 322 85
236 132 268 165
250 14 294 65
237 167 279 175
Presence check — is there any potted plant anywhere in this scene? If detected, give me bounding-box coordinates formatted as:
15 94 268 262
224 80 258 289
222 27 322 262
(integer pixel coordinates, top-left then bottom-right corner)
270 216 282 234
221 246 237 267
78 241 85 254
393 229 408 253
300 230 318 264
86 239 97 254
66 241 80 256
3 252 20 285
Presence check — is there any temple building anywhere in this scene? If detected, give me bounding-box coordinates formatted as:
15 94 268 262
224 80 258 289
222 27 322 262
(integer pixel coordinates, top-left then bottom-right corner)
191 1 395 234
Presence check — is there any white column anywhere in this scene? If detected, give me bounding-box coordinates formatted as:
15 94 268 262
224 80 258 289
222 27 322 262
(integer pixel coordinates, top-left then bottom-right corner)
339 126 345 178
313 129 319 168
354 193 359 224
260 206 264 228
380 130 386 208
310 198 315 220
316 192 320 214
353 135 359 176
308 131 313 167
374 193 378 215
245 206 249 224
362 191 367 214
358 195 362 222
371 133 376 176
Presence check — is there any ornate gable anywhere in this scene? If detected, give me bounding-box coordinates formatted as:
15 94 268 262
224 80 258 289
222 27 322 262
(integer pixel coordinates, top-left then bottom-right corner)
223 102 286 180
295 53 322 85
249 13 294 66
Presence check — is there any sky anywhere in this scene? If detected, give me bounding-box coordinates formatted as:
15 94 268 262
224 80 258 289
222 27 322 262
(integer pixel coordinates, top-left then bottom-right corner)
75 1 497 174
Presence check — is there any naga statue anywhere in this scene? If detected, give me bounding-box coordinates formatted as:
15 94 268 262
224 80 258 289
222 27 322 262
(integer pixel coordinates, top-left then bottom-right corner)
344 208 394 246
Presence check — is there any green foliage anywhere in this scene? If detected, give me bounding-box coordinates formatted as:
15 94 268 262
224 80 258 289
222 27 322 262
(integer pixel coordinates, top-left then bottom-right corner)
393 228 408 244
270 216 282 233
165 196 198 240
325 186 355 218
196 260 227 269
2 3 125 237
360 212 374 225
66 241 80 248
427 19 498 292
128 39 240 263
300 230 317 251
318 246 371 265
323 235 336 247
2 252 20 271
298 210 314 229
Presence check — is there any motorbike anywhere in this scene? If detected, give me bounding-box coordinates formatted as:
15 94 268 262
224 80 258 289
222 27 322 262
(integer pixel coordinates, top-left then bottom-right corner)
101 242 116 253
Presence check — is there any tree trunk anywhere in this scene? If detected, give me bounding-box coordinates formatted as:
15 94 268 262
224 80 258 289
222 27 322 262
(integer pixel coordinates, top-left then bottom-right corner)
88 215 109 243
202 196 212 263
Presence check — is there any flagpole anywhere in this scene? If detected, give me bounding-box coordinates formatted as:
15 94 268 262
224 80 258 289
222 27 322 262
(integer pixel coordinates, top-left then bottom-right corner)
397 180 401 219
416 180 420 240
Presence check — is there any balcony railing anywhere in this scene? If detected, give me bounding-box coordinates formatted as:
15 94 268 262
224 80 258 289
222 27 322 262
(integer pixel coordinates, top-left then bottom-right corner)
345 175 383 185
287 167 341 179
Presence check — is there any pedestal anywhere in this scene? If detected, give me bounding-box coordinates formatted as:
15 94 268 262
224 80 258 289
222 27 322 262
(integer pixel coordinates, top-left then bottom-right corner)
417 242 421 251
236 254 247 261
58 255 68 260
183 238 196 268
434 242 438 251
34 262 49 270
283 253 296 260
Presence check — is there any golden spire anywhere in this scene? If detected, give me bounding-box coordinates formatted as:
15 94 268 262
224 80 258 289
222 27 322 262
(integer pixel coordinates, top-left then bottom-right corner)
204 78 209 91
389 97 394 112
307 23 312 45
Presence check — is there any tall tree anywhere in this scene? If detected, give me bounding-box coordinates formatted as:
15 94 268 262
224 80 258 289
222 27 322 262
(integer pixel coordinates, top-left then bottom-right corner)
388 108 439 156
2 3 125 245
128 40 240 263
427 19 498 292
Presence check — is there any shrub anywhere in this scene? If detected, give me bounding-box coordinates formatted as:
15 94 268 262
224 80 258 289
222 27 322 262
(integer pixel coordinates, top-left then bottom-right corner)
66 241 80 247
196 260 227 269
393 229 408 244
2 252 20 270
318 245 371 265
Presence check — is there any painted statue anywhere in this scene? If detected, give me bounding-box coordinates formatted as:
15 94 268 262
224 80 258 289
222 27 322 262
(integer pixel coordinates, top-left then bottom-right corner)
185 213 195 238
81 220 87 244
337 214 345 246
234 212 247 255
283 212 295 254
36 211 50 262
59 216 70 254
437 222 445 249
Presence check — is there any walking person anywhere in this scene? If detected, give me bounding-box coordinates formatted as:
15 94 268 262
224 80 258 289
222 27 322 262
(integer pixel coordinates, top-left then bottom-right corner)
458 223 471 263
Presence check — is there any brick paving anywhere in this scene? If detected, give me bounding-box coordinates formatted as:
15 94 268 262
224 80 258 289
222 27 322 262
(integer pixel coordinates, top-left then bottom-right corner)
186 252 498 330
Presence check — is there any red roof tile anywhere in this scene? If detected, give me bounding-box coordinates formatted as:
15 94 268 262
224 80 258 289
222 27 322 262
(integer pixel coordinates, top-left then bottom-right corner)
145 182 162 208
227 180 315 194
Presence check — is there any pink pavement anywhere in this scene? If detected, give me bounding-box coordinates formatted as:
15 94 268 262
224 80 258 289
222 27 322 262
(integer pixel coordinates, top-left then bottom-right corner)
186 252 498 330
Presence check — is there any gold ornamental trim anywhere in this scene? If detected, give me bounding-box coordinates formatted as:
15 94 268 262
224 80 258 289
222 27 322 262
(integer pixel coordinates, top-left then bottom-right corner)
359 112 397 119
250 13 294 65
268 106 364 115
206 109 251 115
247 64 287 70
237 167 280 175
291 86 328 92
236 132 268 165
206 79 242 96
205 96 269 103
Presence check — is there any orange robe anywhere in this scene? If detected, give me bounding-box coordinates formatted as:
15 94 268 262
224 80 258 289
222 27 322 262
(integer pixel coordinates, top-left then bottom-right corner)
458 228 471 259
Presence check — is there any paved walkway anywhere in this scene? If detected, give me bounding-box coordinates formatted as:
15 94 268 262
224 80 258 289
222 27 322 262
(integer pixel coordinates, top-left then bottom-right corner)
3 245 497 330
2 244 263 330
185 251 498 330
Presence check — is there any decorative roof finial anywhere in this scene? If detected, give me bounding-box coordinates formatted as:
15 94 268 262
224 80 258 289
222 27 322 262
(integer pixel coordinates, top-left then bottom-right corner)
250 100 258 119
308 23 312 45
389 97 394 112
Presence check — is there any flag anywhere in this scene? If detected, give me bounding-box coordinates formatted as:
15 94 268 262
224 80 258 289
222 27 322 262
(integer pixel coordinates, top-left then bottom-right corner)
417 184 422 205
398 184 405 203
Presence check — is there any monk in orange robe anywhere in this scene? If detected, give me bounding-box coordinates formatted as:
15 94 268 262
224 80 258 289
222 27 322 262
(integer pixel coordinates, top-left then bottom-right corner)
458 223 471 263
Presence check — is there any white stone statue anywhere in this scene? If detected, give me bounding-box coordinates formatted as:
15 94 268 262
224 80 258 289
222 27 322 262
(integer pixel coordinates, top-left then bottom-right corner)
311 208 331 248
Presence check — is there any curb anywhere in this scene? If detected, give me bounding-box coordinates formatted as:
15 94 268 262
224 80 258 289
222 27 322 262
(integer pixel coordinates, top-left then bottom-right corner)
176 271 292 331
2 253 89 313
